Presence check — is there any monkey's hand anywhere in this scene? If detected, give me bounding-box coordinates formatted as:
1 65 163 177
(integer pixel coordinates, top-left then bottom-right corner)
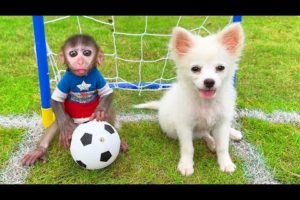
21 146 48 166
58 118 78 149
89 109 108 122
90 93 113 122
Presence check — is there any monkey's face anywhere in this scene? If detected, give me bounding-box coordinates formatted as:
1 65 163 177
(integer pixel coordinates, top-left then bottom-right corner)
64 45 97 76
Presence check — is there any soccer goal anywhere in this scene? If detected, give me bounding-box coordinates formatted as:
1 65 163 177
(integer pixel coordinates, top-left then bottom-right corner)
33 16 242 127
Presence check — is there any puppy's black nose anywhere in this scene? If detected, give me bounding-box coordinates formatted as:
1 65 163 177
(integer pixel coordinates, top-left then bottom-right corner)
204 79 215 88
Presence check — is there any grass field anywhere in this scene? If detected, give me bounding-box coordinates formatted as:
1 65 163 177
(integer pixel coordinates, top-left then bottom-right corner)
0 16 299 184
241 118 300 184
26 122 247 184
0 126 24 170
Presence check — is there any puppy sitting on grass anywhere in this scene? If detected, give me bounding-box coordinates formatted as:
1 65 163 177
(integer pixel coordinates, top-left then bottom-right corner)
134 23 244 176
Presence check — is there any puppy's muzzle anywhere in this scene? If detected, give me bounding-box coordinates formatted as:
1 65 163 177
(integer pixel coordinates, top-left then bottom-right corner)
204 79 215 89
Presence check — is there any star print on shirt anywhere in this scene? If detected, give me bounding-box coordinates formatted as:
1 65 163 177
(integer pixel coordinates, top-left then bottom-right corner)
77 81 91 91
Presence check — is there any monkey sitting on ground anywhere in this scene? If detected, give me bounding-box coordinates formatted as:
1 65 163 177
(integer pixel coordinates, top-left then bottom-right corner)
21 34 128 166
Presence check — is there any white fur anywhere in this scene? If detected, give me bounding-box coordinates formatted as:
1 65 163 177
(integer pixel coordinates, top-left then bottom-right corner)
134 23 245 176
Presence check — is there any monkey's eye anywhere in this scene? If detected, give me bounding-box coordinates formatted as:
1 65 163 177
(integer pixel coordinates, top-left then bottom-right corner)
69 50 78 57
83 49 92 56
216 65 225 72
191 65 201 73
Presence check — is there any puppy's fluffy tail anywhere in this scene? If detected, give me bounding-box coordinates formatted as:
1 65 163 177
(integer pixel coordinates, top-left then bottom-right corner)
133 101 160 110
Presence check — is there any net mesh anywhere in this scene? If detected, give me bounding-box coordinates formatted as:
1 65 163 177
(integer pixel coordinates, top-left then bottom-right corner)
43 16 233 93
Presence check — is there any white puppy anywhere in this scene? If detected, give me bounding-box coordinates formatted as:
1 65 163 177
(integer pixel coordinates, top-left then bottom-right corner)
134 23 245 176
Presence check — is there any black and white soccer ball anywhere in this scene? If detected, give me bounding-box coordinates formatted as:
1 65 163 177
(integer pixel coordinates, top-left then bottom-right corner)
70 120 120 170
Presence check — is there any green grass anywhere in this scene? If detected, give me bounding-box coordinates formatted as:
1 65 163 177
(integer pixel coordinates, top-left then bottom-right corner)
238 16 300 113
0 16 299 115
0 16 299 184
26 121 247 184
240 118 300 184
0 126 24 169
0 16 40 115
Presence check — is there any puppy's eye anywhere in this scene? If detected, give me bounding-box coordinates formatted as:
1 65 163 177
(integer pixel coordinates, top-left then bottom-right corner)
216 65 225 72
69 50 78 57
83 49 92 56
191 65 201 73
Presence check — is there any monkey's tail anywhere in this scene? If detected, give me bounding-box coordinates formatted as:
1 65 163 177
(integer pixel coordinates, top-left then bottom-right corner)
133 101 161 110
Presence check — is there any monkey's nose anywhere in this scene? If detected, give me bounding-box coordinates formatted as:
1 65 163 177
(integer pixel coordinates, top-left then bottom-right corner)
77 57 84 65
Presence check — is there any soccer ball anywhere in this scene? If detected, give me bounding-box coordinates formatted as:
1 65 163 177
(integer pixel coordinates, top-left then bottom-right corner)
70 120 120 170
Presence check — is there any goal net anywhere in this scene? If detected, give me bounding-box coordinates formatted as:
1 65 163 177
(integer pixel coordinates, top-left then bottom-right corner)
33 16 241 127
42 16 240 90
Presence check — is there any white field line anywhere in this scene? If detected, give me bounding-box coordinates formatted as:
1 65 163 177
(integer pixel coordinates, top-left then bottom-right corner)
0 113 158 184
231 116 279 184
230 139 279 184
0 109 299 184
237 108 300 125
232 108 300 183
0 114 44 184
115 113 158 129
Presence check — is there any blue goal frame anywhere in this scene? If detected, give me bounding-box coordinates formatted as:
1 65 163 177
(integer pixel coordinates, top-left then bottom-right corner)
32 16 242 127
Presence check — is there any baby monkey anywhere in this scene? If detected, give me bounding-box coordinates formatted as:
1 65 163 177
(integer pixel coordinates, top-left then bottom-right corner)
21 34 128 166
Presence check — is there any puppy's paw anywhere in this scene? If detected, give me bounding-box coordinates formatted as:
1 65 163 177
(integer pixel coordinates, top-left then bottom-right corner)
229 128 243 141
219 160 236 173
177 160 194 176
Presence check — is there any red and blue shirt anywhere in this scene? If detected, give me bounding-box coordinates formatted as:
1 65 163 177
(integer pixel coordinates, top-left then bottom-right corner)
51 68 113 123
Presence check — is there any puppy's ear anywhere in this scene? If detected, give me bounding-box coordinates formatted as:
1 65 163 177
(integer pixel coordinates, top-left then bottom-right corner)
217 23 245 57
170 27 195 57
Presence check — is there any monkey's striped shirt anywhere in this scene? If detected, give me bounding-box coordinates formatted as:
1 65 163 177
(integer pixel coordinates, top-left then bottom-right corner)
51 68 113 123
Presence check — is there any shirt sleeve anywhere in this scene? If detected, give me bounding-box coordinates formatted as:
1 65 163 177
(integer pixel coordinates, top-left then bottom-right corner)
98 83 113 97
95 69 113 97
51 73 70 102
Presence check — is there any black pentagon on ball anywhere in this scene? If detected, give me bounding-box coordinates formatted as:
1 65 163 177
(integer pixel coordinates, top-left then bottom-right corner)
104 124 115 134
76 160 87 168
100 151 112 162
80 133 92 146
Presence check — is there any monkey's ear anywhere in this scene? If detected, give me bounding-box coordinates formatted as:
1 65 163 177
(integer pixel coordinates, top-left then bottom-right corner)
58 51 65 64
96 50 105 65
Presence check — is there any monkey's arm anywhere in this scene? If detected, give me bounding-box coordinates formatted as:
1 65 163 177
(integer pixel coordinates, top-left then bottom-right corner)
98 92 113 111
90 92 114 122
51 99 77 148
21 121 59 166
39 121 59 149
89 93 128 153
